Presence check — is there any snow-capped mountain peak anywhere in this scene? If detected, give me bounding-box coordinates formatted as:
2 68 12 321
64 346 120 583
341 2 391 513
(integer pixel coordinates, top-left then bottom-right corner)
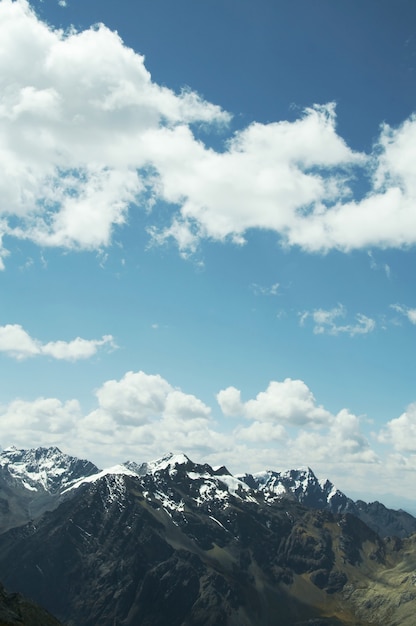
134 452 192 476
0 446 99 494
0 446 415 543
61 453 197 497
237 465 360 515
62 464 140 494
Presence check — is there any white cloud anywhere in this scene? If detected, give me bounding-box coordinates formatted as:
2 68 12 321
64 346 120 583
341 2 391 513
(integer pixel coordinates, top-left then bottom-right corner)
150 104 363 251
148 107 416 255
1 2 416 264
78 370 221 462
0 0 229 261
0 324 40 358
42 335 116 360
4 370 414 500
163 390 211 421
390 304 416 325
0 397 80 448
251 282 280 296
92 371 172 425
217 378 332 425
216 386 243 417
235 421 287 443
368 251 391 278
218 379 377 468
378 403 416 453
300 304 375 336
5 370 416 504
293 409 378 464
286 115 416 252
0 323 115 361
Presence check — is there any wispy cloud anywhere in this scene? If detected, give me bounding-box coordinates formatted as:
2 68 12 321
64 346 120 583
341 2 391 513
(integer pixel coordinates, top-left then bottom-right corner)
368 251 391 278
251 282 280 296
390 304 416 325
0 324 117 361
299 304 375 336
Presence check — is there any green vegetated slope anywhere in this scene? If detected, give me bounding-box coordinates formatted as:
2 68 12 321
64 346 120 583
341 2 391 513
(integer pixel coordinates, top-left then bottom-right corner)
340 534 416 625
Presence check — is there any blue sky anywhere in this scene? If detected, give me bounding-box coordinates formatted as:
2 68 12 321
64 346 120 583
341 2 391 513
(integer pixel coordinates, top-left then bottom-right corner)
1 0 416 510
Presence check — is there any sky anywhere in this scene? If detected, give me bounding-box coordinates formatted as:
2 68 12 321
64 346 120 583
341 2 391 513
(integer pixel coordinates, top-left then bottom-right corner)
1 0 416 511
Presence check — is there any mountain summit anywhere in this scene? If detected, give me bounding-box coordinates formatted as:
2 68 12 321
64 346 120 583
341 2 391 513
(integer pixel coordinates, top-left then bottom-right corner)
0 446 98 532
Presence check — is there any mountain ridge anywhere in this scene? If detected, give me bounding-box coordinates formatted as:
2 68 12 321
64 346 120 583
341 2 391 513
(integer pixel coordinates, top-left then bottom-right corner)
0 446 415 625
1 445 415 539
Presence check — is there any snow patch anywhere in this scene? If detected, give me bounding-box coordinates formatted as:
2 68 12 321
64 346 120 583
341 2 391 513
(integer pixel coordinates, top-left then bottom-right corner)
63 465 136 494
209 515 227 531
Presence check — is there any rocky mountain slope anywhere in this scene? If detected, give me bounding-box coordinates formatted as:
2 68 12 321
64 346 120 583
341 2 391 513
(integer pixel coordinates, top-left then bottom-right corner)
1 446 414 539
0 581 62 626
0 447 415 625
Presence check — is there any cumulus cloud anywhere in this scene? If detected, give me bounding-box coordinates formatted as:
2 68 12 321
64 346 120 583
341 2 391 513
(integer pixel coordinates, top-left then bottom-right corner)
216 386 243 418
378 403 416 453
217 378 332 425
0 323 115 360
299 304 375 336
284 115 416 253
93 371 173 425
150 104 363 253
164 390 211 421
0 397 81 448
293 409 378 464
0 370 397 497
89 370 212 428
235 421 287 443
0 369 222 464
217 378 377 467
0 0 229 263
0 2 416 265
16 371 366 470
78 370 220 461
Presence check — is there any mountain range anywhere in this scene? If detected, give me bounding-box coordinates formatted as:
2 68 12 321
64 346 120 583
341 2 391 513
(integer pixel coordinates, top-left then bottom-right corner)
0 446 415 625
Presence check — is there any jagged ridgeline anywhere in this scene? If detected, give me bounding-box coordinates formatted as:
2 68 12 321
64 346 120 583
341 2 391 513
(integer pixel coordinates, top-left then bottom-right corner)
0 446 415 625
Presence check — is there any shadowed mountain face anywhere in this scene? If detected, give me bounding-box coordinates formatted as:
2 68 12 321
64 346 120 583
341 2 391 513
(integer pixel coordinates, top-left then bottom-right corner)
0 448 415 625
0 472 372 626
0 581 62 626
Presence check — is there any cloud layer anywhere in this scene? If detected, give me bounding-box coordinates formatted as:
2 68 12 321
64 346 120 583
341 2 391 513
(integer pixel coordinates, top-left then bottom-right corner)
1 368 415 501
1 1 416 266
